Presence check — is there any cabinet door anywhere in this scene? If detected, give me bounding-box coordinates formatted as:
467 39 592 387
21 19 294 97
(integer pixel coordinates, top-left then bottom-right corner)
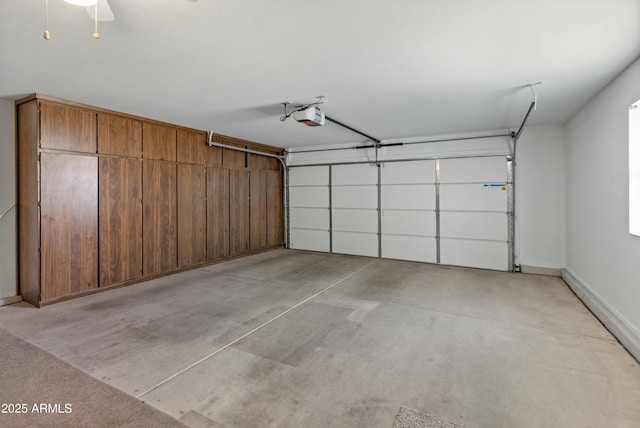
41 153 98 300
143 160 177 275
250 171 267 250
98 113 142 157
223 146 246 168
177 130 205 164
177 164 207 266
99 158 143 286
248 153 280 171
205 145 222 166
40 101 96 153
207 167 230 260
143 123 176 161
230 169 250 254
266 170 283 247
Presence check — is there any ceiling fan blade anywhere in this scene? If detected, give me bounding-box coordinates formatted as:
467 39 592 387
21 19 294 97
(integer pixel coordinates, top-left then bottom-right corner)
84 0 114 22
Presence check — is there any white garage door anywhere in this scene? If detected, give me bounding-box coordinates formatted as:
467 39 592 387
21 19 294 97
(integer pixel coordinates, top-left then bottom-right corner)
331 164 379 257
439 157 509 271
380 160 437 263
288 166 330 252
288 156 512 271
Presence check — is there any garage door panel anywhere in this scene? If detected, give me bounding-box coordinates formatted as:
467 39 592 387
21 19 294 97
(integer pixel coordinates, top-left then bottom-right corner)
381 211 436 236
290 229 330 252
332 164 377 185
332 232 378 257
381 184 435 210
290 208 329 230
382 235 437 263
288 156 511 271
333 209 378 233
289 166 329 186
440 212 507 241
289 186 329 208
440 239 508 271
439 157 507 183
381 160 435 184
440 184 506 211
332 186 378 209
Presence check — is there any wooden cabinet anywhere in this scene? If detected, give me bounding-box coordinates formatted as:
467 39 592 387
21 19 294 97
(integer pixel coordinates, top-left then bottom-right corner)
249 153 280 171
223 146 246 168
266 170 284 247
178 130 204 164
98 113 142 157
17 99 100 306
143 123 176 161
177 164 207 266
142 123 179 274
230 169 250 254
207 167 230 260
40 100 96 153
250 171 268 250
17 100 42 306
41 153 98 300
99 158 143 286
143 160 177 275
16 94 284 306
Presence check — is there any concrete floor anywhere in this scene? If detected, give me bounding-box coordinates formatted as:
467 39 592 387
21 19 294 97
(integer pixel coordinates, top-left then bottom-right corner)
0 249 639 427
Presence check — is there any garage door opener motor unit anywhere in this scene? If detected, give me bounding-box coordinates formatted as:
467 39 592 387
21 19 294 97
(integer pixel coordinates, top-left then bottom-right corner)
292 106 325 127
280 96 326 127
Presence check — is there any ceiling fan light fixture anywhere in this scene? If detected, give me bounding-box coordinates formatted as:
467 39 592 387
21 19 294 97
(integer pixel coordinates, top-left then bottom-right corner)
64 0 98 6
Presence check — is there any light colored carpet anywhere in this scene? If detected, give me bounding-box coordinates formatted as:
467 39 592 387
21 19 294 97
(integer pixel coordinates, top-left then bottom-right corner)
0 327 185 428
393 406 463 428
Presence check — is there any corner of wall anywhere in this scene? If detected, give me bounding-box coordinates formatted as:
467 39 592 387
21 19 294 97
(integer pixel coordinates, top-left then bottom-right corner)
514 125 566 270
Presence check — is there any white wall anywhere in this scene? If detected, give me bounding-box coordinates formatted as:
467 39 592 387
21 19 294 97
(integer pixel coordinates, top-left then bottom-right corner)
515 126 566 271
288 127 567 271
564 57 640 360
0 98 19 305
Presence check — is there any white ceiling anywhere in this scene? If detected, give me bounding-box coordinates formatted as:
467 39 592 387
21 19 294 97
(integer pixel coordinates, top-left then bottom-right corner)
1 0 639 149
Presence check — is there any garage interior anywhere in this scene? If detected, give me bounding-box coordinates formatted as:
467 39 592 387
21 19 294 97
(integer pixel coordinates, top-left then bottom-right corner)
1 1 640 427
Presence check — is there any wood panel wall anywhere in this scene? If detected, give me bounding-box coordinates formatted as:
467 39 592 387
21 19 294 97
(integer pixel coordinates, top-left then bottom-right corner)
16 94 285 306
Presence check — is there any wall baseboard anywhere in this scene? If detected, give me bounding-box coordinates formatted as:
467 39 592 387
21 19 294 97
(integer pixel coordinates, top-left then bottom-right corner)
520 264 562 277
562 268 640 363
0 295 21 307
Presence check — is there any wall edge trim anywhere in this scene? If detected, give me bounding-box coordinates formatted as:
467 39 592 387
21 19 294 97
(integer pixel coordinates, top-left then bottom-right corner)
562 268 640 362
520 264 562 276
0 296 22 307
